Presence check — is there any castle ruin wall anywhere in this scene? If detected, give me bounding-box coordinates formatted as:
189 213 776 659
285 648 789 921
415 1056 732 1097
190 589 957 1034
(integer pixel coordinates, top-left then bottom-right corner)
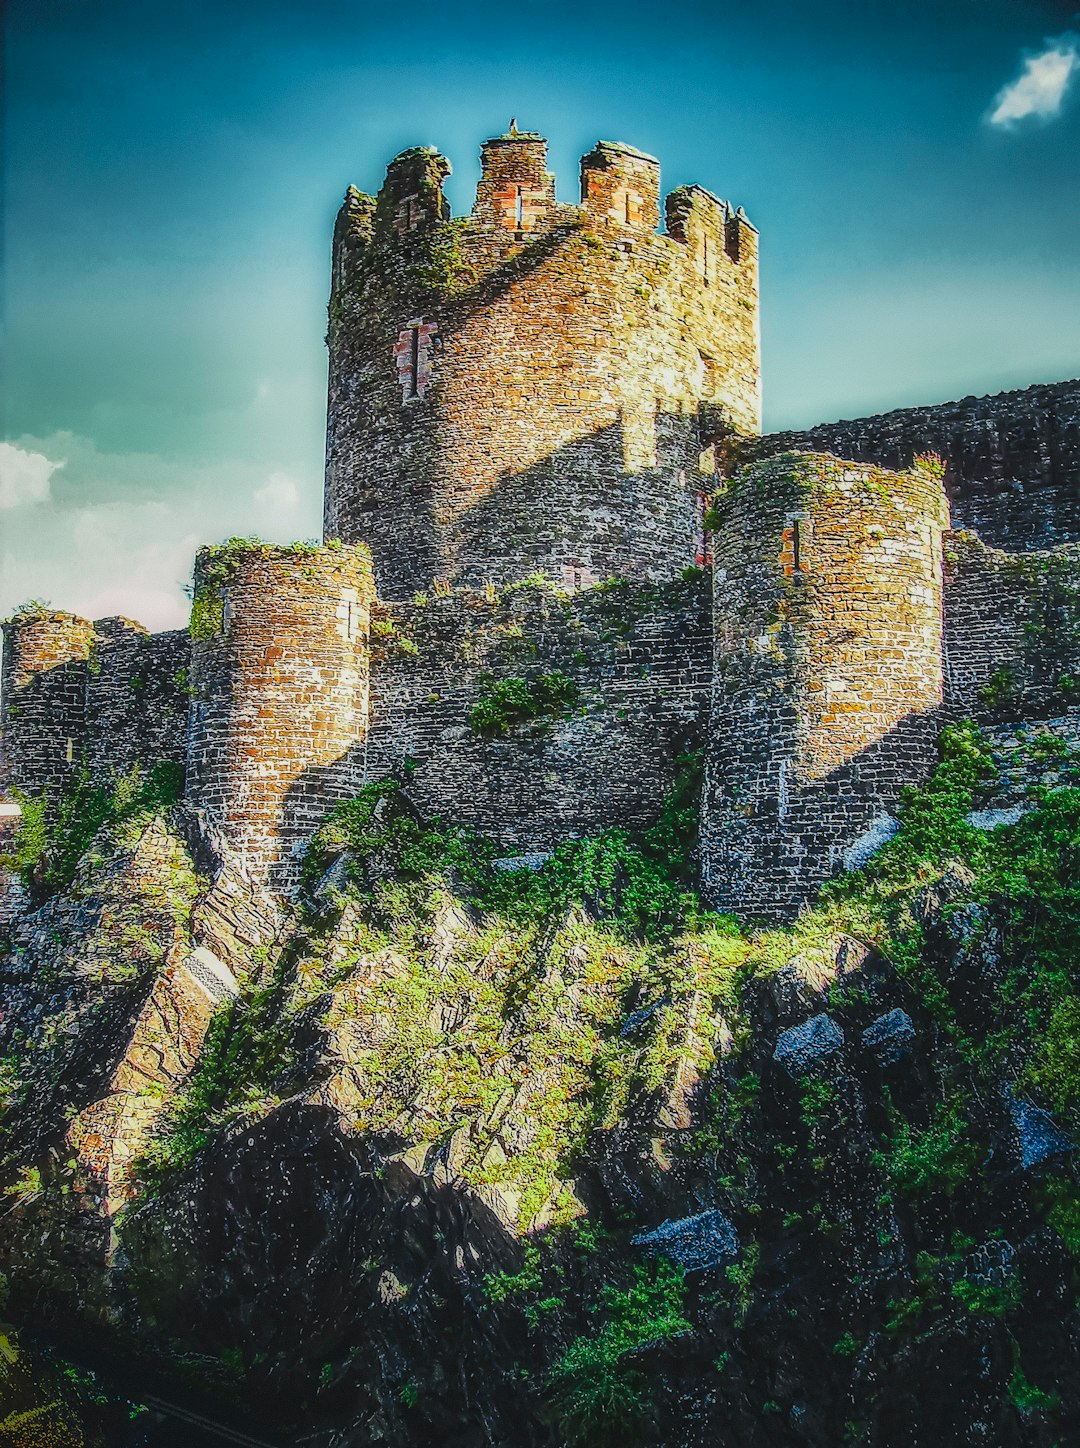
362 575 712 851
943 533 1080 722
756 379 1080 552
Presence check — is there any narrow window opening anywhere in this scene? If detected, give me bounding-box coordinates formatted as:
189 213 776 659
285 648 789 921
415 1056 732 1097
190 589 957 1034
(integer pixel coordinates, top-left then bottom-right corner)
792 518 802 574
702 235 709 282
66 737 74 764
624 191 632 224
573 568 582 591
515 186 524 230
409 326 420 399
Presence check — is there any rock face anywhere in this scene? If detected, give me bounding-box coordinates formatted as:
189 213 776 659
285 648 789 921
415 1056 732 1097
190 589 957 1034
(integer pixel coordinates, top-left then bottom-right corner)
4 738 1080 1448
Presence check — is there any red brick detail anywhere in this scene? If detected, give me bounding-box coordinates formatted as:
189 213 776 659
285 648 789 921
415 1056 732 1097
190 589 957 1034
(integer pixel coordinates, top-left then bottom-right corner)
394 319 439 402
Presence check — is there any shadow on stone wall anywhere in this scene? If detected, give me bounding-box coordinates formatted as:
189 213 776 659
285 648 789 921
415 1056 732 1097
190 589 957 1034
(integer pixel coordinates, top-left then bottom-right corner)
446 415 709 592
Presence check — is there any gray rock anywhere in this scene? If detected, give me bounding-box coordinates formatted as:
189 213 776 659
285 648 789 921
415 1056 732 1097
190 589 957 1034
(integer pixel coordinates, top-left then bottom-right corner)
492 852 552 872
1006 1091 1073 1170
773 1013 844 1075
620 997 670 1039
843 813 900 871
966 805 1027 831
963 1238 1015 1289
313 853 353 905
632 1209 739 1271
861 1008 915 1064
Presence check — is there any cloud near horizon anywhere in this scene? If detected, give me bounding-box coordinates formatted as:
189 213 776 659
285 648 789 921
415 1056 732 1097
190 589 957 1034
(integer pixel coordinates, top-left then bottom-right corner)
0 442 65 510
0 436 322 633
988 33 1079 127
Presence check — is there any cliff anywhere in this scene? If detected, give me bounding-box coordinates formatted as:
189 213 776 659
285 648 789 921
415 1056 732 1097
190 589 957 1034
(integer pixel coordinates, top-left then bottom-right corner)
3 715 1080 1445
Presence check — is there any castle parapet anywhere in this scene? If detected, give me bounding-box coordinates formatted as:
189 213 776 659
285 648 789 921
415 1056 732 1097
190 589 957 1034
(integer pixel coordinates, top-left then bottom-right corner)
474 131 557 233
184 542 374 889
376 147 451 235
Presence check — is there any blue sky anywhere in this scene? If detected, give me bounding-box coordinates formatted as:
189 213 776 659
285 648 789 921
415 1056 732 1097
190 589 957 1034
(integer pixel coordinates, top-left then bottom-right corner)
3 0 1079 628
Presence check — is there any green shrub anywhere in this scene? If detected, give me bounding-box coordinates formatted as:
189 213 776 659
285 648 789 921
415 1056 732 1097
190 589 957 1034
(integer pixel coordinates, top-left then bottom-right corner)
548 1262 688 1446
874 1099 978 1199
468 671 578 738
1 760 184 895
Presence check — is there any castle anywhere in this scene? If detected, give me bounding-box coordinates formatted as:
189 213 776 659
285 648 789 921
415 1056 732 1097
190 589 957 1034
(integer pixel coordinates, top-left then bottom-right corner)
3 129 1080 919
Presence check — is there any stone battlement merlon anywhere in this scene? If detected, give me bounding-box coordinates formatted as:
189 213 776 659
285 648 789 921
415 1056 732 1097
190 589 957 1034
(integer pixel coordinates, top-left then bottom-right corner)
331 131 757 263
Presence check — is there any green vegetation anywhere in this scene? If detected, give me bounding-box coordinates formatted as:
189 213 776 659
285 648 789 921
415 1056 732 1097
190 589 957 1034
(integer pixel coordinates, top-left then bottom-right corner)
874 1099 979 1200
549 1262 688 1446
468 670 579 738
978 666 1021 711
1 759 184 896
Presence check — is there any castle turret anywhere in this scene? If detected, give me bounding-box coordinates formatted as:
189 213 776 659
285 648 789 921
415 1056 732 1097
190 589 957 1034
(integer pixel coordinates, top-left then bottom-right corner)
701 454 948 919
184 542 374 889
0 610 97 800
324 129 761 598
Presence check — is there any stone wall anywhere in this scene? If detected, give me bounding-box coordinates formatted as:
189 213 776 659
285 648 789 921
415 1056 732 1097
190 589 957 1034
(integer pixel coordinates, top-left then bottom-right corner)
701 453 948 919
83 620 189 781
184 542 374 889
0 611 188 804
362 575 712 851
944 533 1080 721
324 130 760 599
755 379 1080 551
1 611 98 800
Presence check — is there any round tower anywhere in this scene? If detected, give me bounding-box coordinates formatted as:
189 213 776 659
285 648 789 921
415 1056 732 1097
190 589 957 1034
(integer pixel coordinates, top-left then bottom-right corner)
324 130 761 598
700 453 948 920
0 609 98 800
184 542 374 889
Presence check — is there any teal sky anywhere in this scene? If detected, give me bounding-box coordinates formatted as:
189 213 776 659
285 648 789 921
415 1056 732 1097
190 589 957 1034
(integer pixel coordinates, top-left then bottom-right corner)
3 0 1079 629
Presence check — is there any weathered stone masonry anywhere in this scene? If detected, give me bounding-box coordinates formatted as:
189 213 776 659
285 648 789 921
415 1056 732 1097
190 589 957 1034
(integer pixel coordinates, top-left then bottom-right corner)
701 454 949 917
323 131 760 599
185 544 374 890
0 612 188 801
758 379 1080 552
363 577 712 852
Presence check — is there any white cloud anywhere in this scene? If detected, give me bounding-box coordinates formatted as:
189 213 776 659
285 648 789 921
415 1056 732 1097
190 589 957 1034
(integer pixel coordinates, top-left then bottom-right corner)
988 33 1079 127
0 432 322 632
0 442 65 509
253 471 300 510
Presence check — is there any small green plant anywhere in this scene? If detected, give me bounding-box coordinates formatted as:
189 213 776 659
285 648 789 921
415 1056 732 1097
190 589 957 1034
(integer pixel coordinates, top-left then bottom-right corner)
978 666 1020 711
548 1261 688 1447
468 671 579 738
874 1099 978 1199
725 1242 760 1325
1009 1359 1060 1413
833 1331 860 1356
3 1165 42 1200
950 1273 1019 1318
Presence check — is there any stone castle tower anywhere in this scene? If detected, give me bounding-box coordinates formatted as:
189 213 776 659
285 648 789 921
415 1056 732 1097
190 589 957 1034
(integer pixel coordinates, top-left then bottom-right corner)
323 129 760 598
